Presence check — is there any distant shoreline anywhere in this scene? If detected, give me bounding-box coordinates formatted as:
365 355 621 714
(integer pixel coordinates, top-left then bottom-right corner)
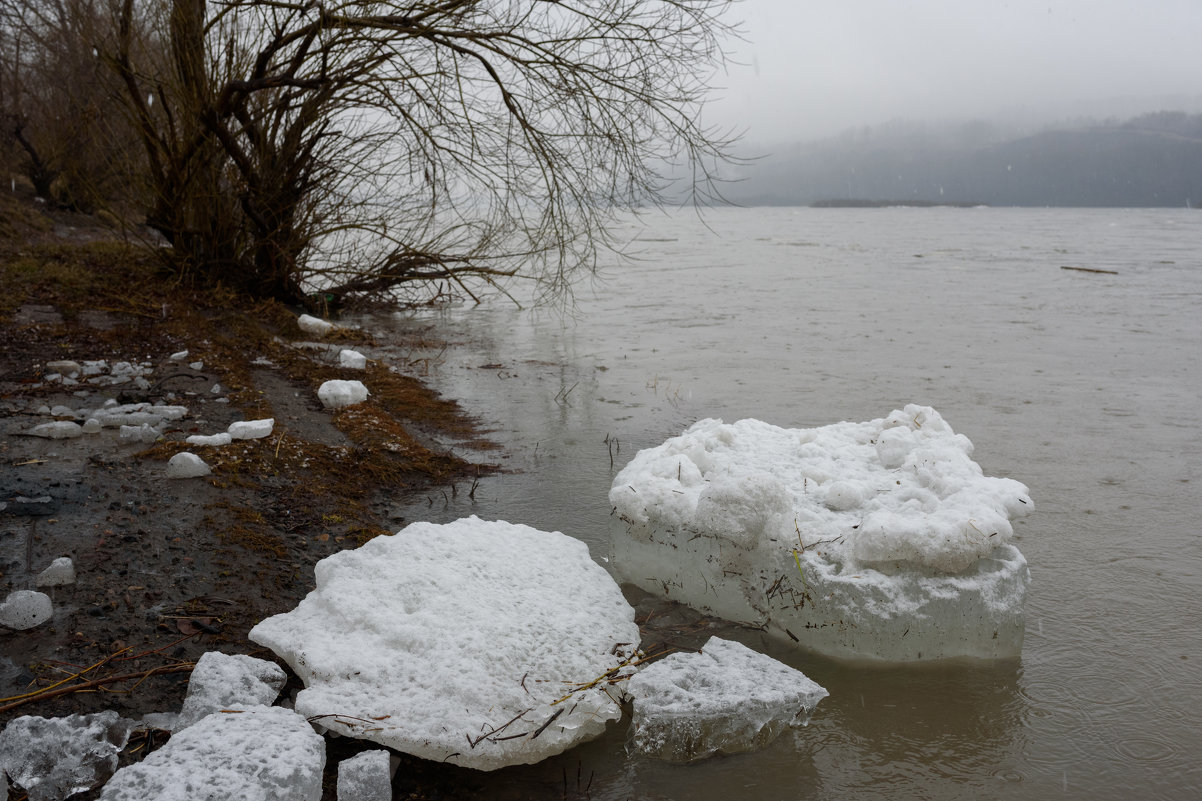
811 199 987 208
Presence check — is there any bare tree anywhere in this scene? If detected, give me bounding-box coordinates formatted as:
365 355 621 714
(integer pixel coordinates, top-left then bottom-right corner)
0 0 142 210
102 1 739 306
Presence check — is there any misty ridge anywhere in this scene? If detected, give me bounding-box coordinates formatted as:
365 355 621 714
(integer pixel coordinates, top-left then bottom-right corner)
719 111 1202 208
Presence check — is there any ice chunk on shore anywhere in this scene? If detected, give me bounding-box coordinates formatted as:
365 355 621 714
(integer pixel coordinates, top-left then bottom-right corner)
1 711 134 801
175 652 287 731
626 637 828 762
36 557 75 587
166 452 211 479
250 516 639 771
339 349 367 369
0 590 53 630
119 423 160 444
610 405 1034 661
186 432 232 447
228 418 274 439
337 750 391 801
27 421 82 439
297 313 334 336
99 705 324 801
317 379 368 409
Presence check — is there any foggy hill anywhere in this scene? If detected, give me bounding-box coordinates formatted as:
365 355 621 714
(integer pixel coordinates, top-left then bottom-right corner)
721 112 1202 208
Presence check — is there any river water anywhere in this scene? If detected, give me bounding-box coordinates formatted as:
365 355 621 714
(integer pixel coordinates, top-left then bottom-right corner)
362 207 1202 800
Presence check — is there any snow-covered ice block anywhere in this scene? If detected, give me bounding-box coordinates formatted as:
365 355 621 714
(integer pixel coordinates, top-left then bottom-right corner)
317 379 368 409
297 313 334 336
337 750 391 801
626 637 828 762
610 405 1034 661
81 418 102 434
250 516 639 771
99 705 324 801
175 652 287 731
228 418 274 439
0 590 53 630
166 452 211 479
186 432 233 447
49 404 77 418
36 557 76 587
339 349 367 369
27 421 82 439
0 711 134 801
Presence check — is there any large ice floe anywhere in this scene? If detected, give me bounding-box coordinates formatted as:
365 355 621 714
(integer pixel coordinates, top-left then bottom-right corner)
609 405 1034 661
626 637 828 762
250 516 640 771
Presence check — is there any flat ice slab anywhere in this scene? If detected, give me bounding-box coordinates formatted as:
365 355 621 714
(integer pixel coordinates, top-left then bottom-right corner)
626 637 827 762
250 516 640 771
99 705 324 801
610 405 1034 661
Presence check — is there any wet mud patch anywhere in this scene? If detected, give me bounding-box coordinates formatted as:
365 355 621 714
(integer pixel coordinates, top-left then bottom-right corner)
1 208 498 747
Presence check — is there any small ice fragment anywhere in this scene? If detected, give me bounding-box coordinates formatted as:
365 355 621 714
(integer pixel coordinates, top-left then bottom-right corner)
166 452 211 479
337 750 391 801
188 361 204 371
169 350 189 362
81 418 102 434
186 432 232 447
119 424 160 444
28 421 83 439
36 405 51 415
211 383 224 395
317 379 368 409
99 705 324 801
625 637 828 762
339 349 367 370
82 361 106 376
36 557 76 587
45 360 81 376
147 405 188 421
175 652 287 731
50 405 77 418
138 713 179 732
0 590 53 630
228 418 274 439
0 711 135 800
297 314 334 336
133 376 151 391
95 411 163 428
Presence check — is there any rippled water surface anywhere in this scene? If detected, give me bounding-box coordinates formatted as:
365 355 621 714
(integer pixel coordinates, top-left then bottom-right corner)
361 207 1202 799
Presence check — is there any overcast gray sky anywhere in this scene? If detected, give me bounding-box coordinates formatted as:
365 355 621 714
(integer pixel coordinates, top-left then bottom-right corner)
706 0 1202 143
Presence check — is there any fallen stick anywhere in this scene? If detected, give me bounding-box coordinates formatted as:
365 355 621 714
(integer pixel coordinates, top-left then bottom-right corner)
1061 265 1119 275
0 663 195 715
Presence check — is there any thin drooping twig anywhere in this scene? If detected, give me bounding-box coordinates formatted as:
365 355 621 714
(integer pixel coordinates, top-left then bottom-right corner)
0 663 196 715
